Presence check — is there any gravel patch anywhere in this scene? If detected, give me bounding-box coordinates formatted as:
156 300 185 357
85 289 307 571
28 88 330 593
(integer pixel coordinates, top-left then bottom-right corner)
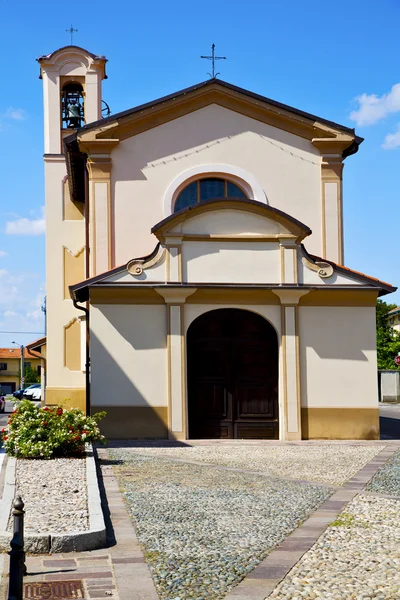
113 444 384 486
8 458 88 533
366 449 400 496
110 451 332 600
270 494 400 600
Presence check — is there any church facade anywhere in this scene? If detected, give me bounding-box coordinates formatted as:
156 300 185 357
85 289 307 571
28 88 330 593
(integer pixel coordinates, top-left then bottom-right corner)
38 45 395 441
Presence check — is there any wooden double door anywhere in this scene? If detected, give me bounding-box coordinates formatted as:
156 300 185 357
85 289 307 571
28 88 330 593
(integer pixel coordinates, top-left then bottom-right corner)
187 309 279 439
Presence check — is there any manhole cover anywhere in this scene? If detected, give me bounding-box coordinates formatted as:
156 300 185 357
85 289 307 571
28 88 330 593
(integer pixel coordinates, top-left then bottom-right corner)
24 580 84 599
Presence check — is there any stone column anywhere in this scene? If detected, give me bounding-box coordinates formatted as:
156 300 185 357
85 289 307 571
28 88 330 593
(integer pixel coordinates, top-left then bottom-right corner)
272 289 309 441
155 288 197 440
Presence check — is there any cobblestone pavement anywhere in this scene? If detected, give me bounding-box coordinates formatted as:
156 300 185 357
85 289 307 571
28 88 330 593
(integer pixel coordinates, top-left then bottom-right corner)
269 494 400 600
108 448 332 599
366 448 400 496
113 443 384 486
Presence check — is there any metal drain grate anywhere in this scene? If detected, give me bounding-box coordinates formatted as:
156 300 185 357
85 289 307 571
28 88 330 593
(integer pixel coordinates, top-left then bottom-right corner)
24 580 84 599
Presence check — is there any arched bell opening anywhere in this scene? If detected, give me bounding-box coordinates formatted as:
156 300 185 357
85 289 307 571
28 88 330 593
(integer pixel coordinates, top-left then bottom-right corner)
187 308 279 439
61 82 85 129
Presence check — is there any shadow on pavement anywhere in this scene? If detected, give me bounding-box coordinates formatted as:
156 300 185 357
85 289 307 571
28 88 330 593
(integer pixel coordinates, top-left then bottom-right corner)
380 417 400 440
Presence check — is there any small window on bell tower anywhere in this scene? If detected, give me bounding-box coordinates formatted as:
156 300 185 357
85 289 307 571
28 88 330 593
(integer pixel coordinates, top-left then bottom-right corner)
61 82 85 129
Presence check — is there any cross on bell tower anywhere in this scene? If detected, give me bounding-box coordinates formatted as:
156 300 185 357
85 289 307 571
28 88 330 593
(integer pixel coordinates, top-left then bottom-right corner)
201 44 227 79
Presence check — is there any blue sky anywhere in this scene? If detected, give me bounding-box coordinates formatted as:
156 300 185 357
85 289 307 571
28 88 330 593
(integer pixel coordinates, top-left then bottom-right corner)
0 0 399 347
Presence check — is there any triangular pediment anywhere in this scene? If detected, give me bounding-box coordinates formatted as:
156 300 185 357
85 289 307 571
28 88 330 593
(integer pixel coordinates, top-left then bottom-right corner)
73 79 361 156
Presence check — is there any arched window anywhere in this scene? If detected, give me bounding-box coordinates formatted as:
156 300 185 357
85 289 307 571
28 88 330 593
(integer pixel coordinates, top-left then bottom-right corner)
174 177 247 213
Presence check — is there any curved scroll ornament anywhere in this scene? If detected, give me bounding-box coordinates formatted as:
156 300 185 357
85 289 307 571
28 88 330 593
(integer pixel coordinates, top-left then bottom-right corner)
126 245 166 276
302 256 334 279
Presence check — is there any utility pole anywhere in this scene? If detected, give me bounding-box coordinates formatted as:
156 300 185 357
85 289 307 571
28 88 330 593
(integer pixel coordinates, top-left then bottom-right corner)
21 346 25 389
12 342 25 389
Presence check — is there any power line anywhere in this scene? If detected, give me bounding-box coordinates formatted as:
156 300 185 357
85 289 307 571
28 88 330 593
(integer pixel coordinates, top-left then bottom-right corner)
0 331 45 335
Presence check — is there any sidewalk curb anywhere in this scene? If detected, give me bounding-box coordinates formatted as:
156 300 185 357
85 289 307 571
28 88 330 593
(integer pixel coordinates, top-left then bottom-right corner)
0 447 106 553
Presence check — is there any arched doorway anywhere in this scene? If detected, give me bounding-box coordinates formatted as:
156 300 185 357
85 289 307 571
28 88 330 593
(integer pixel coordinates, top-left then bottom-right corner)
187 309 279 439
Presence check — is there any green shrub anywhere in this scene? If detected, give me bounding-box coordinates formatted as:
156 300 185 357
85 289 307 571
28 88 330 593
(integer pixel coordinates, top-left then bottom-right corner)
1 399 106 459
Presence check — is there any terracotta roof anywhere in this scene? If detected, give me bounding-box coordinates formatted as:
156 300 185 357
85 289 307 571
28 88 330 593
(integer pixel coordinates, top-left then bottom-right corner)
308 251 396 296
388 306 400 315
26 337 46 352
0 348 41 360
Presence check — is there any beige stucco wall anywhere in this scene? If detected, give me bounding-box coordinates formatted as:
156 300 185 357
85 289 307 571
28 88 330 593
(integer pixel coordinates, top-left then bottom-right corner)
90 304 168 408
111 104 322 264
298 306 378 409
182 241 280 284
45 158 86 391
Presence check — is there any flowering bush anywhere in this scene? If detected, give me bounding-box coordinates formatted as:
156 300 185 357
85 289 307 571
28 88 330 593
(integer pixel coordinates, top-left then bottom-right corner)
1 400 106 459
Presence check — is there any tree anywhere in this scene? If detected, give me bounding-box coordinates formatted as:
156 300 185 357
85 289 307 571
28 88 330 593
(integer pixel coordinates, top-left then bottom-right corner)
18 365 40 386
376 299 400 370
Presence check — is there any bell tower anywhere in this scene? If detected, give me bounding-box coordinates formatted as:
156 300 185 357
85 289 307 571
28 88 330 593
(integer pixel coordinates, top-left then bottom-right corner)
37 46 107 412
38 46 107 153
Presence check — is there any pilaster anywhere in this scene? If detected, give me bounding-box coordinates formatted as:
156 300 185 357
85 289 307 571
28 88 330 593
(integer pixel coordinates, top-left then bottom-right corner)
87 155 113 276
272 289 309 441
164 237 183 283
321 156 344 264
155 288 197 440
279 239 298 284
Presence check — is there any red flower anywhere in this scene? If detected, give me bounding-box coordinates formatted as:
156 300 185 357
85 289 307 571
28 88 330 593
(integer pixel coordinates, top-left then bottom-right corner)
42 421 48 426
43 407 50 412
1 428 5 433
57 408 63 416
3 436 8 441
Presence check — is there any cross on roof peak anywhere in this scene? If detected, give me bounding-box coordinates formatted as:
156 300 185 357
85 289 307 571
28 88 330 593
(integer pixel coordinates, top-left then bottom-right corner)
201 43 226 79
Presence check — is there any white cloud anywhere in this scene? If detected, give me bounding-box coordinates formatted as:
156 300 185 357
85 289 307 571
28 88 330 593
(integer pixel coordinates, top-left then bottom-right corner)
0 274 45 346
0 250 7 257
382 124 400 150
25 309 42 321
3 310 18 318
4 107 27 121
5 207 45 236
350 83 400 126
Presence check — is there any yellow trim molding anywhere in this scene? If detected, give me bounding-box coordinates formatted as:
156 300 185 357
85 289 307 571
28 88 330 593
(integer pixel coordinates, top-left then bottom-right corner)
64 247 85 299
